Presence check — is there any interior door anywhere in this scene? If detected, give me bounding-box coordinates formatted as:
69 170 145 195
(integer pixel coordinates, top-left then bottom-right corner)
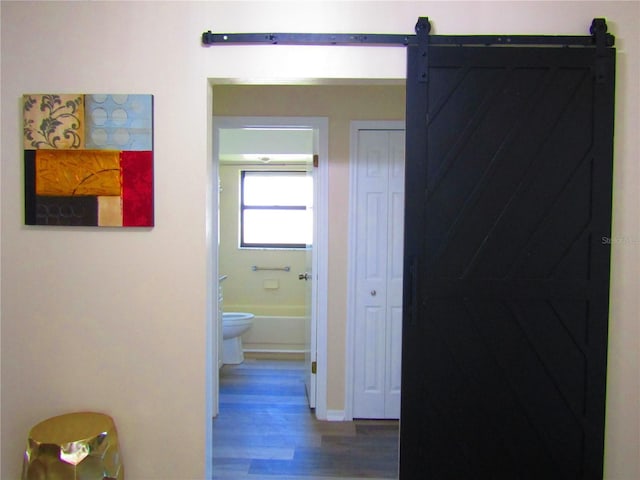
400 34 615 479
352 127 405 419
303 153 316 408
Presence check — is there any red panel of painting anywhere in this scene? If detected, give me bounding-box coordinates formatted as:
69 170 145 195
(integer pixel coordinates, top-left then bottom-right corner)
120 151 153 226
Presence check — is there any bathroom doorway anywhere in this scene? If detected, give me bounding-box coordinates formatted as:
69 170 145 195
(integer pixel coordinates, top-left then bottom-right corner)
211 114 329 419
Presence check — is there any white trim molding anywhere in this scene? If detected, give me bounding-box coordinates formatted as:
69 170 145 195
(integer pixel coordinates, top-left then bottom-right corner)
326 410 347 422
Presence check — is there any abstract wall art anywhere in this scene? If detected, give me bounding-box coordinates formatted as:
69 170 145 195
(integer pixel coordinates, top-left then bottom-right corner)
23 93 154 227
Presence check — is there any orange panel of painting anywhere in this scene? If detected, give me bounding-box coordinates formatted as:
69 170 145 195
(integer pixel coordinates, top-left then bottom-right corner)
35 150 121 196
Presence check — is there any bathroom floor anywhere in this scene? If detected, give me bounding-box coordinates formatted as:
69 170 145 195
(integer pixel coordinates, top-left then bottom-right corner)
212 358 399 479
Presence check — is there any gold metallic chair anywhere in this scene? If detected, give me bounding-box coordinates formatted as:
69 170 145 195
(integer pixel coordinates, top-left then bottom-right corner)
22 412 123 480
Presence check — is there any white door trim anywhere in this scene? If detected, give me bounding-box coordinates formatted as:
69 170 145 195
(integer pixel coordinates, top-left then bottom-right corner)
211 115 329 420
345 120 405 421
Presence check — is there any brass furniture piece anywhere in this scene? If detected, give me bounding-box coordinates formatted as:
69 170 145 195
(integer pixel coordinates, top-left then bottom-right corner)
22 412 123 480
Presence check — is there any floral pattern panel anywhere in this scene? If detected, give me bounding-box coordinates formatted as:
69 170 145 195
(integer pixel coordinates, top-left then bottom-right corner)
23 93 154 227
23 94 85 150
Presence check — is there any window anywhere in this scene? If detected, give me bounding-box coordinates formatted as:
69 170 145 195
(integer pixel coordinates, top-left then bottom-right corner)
240 171 312 248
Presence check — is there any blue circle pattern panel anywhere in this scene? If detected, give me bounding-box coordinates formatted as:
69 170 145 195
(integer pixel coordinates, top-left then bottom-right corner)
85 94 153 151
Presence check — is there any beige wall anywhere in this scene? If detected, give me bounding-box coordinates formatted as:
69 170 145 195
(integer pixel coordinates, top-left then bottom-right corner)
1 2 638 479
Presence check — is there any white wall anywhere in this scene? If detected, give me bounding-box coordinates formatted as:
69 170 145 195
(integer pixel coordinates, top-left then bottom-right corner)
1 2 638 480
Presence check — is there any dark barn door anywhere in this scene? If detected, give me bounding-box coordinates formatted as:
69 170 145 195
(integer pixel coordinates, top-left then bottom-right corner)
400 24 616 480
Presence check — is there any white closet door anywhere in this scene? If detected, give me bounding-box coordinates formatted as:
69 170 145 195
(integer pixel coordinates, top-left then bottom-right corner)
384 130 405 418
353 129 405 419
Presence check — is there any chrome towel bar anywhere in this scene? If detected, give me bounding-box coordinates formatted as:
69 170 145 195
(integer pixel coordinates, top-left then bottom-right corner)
251 265 291 272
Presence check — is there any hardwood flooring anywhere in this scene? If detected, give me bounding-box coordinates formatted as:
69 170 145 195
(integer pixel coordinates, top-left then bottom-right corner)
212 358 399 479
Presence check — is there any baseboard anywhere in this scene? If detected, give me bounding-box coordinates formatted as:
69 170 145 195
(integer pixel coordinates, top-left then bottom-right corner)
244 350 305 361
326 409 346 422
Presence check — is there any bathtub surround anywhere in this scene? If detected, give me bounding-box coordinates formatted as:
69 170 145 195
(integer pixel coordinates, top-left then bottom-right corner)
242 315 306 354
226 304 306 355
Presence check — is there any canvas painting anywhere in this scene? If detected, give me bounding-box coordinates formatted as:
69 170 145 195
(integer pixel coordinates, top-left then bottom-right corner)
23 93 154 227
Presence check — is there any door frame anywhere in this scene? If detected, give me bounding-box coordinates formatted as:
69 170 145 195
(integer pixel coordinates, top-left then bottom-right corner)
210 115 329 420
345 120 405 420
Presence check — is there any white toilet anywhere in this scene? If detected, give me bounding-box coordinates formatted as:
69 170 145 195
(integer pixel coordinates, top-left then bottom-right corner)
222 312 254 364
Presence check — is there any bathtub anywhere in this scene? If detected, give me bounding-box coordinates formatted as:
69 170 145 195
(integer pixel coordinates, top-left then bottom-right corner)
223 304 306 356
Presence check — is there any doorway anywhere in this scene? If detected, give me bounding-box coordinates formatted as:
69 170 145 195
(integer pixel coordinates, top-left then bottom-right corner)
209 86 406 479
210 84 406 424
211 114 329 420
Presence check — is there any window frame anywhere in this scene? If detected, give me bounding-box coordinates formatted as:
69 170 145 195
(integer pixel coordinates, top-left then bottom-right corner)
239 170 310 249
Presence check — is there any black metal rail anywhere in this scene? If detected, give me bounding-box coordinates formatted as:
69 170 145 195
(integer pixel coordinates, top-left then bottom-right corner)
202 18 614 48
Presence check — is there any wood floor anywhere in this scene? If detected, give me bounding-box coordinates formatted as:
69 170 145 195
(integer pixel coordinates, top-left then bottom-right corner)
212 358 399 479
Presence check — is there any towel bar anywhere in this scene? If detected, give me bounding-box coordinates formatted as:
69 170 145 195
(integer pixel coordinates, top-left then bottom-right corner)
251 265 290 272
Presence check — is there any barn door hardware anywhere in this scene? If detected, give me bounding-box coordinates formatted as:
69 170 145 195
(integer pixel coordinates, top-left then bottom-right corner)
201 30 415 46
591 18 615 83
415 17 430 84
202 17 614 48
